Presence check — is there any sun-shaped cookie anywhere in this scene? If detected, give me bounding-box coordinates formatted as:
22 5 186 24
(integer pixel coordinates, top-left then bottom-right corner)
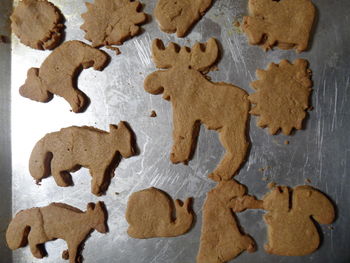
249 59 312 135
10 0 64 50
81 0 147 47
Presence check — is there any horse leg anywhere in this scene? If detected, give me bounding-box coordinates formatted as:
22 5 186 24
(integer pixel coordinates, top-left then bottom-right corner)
51 157 73 187
209 125 249 181
170 114 199 164
28 231 45 258
90 166 109 196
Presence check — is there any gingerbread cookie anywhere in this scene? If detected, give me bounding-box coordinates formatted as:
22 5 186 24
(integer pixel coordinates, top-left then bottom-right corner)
144 38 250 181
6 202 108 263
154 0 213 37
126 187 194 238
249 59 312 135
29 122 135 196
197 180 262 263
242 0 316 52
11 0 64 50
19 40 109 113
81 0 147 47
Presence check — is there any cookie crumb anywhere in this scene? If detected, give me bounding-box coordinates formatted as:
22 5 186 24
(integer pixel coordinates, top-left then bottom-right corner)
308 106 314 111
106 46 121 55
328 225 334 230
267 182 276 189
233 21 240 27
259 166 271 172
305 178 311 184
62 250 69 260
284 140 289 145
0 35 7 43
115 192 119 195
150 110 157 117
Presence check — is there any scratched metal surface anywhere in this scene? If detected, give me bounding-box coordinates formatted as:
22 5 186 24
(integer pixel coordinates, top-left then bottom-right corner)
4 0 350 262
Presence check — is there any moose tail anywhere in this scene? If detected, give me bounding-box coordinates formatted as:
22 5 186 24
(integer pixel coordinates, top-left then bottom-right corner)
29 136 53 183
6 210 35 249
19 68 52 102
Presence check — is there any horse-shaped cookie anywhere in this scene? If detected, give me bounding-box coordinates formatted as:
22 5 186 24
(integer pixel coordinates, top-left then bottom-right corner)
144 38 250 181
19 40 109 112
232 184 335 256
29 122 135 195
197 180 262 263
126 187 194 238
6 202 108 263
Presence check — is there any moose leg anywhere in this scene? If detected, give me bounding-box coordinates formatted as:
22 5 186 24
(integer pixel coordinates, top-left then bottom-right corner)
90 167 108 196
209 125 249 181
51 158 73 187
28 232 45 258
67 241 79 263
170 115 199 164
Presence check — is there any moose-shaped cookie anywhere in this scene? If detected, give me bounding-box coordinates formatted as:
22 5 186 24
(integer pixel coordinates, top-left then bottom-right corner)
126 187 194 238
19 40 109 112
6 202 108 263
233 184 335 256
154 0 213 37
144 38 250 181
29 122 135 196
242 0 316 53
197 180 262 263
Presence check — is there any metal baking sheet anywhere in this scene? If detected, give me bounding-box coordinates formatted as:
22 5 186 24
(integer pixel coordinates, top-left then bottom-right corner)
1 0 349 262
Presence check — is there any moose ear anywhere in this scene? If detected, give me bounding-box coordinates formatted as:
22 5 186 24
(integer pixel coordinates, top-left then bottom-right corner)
293 186 335 224
152 39 180 69
109 124 119 133
87 203 95 211
190 38 219 72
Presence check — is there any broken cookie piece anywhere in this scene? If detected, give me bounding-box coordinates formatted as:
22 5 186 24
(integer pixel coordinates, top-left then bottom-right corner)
6 202 108 263
154 0 213 37
29 122 136 196
144 38 250 181
249 59 312 135
81 0 147 47
11 0 64 50
126 187 194 238
197 180 262 263
19 40 109 113
242 0 316 52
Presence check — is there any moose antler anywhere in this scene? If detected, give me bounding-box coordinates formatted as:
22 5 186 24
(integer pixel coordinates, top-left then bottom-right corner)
151 38 219 72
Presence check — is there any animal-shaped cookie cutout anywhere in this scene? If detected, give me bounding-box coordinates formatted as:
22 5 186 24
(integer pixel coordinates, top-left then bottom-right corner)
6 202 108 263
232 184 335 256
154 0 213 37
249 59 312 135
11 0 64 50
242 0 316 52
126 187 194 238
197 180 262 263
19 40 109 113
29 122 135 196
81 0 147 47
144 38 250 181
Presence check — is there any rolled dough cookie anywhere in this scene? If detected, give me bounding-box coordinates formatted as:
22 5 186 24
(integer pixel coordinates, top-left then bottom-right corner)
126 187 194 238
197 180 262 263
81 0 147 47
242 0 316 53
154 0 212 37
144 38 250 181
249 59 312 135
262 185 335 256
19 40 109 113
6 202 108 263
11 0 64 50
29 122 136 196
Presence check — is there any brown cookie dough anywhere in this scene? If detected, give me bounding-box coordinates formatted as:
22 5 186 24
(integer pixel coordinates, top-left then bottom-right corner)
29 122 136 196
126 187 194 238
154 0 213 37
263 185 335 256
242 0 316 53
144 38 250 181
6 202 108 263
11 0 64 50
197 180 262 263
19 40 109 113
81 0 147 47
249 59 312 135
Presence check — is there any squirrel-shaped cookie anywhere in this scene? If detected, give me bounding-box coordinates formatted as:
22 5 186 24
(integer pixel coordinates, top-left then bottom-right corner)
6 202 108 263
144 38 250 181
29 122 135 196
232 184 335 256
19 40 109 112
126 187 194 238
